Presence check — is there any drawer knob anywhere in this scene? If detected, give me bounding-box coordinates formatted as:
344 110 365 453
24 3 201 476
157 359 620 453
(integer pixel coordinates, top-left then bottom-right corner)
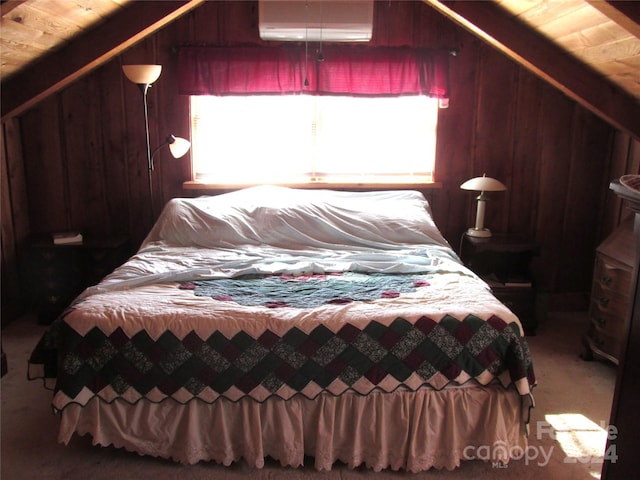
601 275 613 285
596 317 607 327
599 297 610 307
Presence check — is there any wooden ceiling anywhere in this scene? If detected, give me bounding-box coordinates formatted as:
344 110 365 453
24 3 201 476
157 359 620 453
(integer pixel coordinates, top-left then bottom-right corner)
0 0 131 81
498 0 640 101
1 0 639 138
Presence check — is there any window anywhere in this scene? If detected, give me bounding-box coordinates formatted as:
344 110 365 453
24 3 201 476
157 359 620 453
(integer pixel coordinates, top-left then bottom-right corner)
190 94 439 186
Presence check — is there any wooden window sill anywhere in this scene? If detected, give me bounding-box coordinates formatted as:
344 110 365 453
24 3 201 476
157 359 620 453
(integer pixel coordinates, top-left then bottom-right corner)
183 180 443 191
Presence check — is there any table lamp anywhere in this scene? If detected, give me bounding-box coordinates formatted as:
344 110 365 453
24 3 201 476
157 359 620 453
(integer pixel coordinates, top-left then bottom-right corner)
461 174 507 238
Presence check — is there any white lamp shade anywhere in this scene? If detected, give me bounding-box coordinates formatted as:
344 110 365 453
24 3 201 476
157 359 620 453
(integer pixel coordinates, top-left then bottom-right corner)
168 136 191 159
122 64 162 85
460 175 507 192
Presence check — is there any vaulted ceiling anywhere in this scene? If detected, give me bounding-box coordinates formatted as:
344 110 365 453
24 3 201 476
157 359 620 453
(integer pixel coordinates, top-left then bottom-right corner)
1 0 639 139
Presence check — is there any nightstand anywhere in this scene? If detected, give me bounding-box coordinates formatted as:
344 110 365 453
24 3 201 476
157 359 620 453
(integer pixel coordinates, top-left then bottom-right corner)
24 234 131 324
459 233 539 335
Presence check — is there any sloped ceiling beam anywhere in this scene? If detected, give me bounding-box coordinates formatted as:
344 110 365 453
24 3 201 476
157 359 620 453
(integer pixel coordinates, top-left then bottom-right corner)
1 0 205 120
588 1 640 38
424 0 640 141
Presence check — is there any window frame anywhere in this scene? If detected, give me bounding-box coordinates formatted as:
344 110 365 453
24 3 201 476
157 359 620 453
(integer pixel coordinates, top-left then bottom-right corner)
185 94 442 190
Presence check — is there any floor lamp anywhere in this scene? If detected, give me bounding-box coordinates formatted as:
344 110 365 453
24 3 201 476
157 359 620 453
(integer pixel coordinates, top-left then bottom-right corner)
460 174 507 238
122 64 162 222
122 65 192 224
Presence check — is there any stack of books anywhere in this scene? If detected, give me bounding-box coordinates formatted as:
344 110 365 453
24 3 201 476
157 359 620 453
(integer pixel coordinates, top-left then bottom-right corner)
52 232 83 245
484 273 532 288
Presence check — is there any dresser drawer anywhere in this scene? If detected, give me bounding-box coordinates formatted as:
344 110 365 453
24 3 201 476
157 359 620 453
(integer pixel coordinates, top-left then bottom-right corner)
593 254 633 293
585 324 625 365
30 248 83 274
589 306 627 338
589 281 629 320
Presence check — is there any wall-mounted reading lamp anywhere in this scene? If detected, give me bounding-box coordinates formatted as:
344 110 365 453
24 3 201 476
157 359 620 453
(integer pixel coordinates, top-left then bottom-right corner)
122 64 191 222
460 174 507 238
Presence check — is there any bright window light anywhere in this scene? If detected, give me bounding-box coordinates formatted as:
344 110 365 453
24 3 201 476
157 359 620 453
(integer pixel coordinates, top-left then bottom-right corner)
190 95 438 185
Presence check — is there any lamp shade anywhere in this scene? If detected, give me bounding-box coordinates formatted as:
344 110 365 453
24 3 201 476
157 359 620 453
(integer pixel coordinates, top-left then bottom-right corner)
122 64 162 85
460 175 507 192
168 136 191 159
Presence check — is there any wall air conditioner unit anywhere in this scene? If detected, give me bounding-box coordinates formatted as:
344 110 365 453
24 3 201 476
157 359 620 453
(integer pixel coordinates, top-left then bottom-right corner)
259 0 374 42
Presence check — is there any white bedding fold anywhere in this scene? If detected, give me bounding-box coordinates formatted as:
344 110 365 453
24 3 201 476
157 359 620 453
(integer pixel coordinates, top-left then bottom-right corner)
80 243 472 300
142 186 451 251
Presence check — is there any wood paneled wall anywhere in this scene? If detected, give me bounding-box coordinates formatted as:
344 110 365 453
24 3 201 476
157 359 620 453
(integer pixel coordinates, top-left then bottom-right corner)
1 1 635 323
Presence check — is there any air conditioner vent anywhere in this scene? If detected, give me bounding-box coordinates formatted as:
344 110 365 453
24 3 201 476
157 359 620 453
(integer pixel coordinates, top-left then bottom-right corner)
259 1 374 42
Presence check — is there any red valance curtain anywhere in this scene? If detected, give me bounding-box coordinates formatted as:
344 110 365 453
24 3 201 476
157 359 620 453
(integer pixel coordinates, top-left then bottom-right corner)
178 46 449 98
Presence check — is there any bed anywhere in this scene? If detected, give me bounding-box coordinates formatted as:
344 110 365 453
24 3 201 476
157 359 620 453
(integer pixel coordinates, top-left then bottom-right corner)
29 185 536 472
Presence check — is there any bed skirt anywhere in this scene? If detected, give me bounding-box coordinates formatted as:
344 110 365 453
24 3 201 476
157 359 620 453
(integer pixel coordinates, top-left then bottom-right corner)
59 383 527 472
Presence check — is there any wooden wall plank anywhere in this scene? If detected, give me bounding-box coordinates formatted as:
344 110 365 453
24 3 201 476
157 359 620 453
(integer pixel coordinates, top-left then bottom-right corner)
533 86 576 291
61 75 108 234
3 117 29 241
218 1 261 44
192 0 222 43
471 44 518 236
606 132 631 230
413 0 457 48
629 138 640 174
155 11 195 212
94 60 131 236
372 0 416 47
20 98 66 233
1 121 20 323
508 67 542 237
1 117 30 323
556 107 612 294
601 134 640 236
431 35 481 244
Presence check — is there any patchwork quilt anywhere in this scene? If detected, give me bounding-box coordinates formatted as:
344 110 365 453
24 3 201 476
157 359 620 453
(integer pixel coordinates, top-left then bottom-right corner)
30 268 535 411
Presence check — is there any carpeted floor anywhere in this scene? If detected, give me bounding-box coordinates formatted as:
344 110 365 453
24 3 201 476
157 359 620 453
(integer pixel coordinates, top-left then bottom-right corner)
1 312 616 479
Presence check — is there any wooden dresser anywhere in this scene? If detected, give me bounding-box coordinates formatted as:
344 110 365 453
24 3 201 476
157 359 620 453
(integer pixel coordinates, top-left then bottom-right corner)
602 177 640 479
583 215 635 364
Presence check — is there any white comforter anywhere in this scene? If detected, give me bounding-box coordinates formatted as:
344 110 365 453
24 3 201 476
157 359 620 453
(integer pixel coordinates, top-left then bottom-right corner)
82 185 467 297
